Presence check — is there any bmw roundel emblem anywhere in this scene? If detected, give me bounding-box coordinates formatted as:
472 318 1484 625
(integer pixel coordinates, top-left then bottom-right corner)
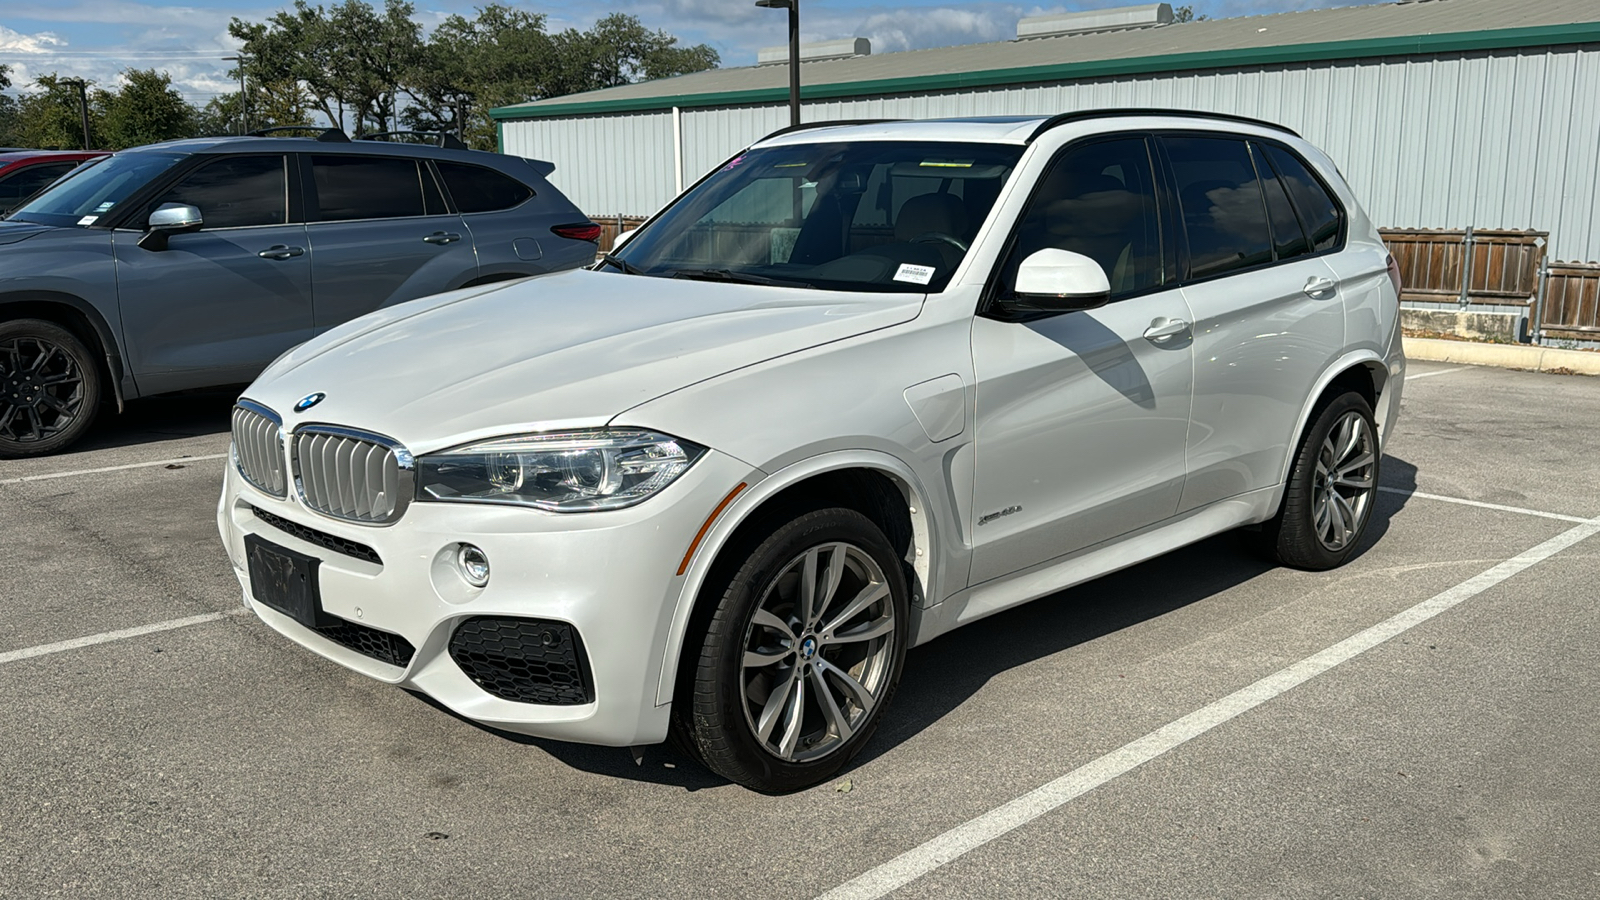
294 392 326 413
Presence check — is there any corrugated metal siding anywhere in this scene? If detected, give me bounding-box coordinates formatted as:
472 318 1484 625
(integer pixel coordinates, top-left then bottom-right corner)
500 44 1600 262
501 110 676 217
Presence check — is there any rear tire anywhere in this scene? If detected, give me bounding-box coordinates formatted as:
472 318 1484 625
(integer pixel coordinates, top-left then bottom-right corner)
1259 391 1379 570
0 318 102 458
676 507 909 793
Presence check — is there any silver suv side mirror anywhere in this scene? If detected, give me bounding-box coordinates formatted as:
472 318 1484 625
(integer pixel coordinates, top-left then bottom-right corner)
1010 248 1112 313
137 202 203 251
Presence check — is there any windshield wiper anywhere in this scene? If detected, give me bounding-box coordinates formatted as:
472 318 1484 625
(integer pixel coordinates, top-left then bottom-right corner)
595 252 645 276
667 268 813 289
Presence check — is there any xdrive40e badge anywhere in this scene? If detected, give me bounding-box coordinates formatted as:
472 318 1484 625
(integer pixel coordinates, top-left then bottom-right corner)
294 392 326 413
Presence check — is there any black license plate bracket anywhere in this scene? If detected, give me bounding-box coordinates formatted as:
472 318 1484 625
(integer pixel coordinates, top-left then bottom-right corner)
245 534 328 629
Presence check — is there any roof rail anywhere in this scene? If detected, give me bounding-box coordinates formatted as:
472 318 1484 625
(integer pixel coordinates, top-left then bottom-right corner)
247 126 352 143
1027 108 1299 142
757 119 904 142
356 130 470 151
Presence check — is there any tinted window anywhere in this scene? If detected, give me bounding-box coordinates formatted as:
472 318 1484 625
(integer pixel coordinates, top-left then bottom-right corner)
156 155 287 229
1165 136 1274 279
1264 145 1342 252
0 163 79 209
1251 143 1309 260
1003 137 1164 299
437 162 533 213
312 155 440 221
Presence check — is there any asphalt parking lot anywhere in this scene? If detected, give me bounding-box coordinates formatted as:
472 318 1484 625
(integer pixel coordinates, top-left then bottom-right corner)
3 362 1598 899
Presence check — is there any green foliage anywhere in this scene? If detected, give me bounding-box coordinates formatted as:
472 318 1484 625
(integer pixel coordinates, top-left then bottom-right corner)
95 70 196 148
14 75 99 150
1173 6 1210 23
2 2 718 151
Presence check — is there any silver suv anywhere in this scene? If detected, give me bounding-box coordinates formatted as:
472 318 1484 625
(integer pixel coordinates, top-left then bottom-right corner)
0 131 598 456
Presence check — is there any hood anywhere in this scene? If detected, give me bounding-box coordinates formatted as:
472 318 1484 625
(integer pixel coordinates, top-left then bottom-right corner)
246 268 923 453
0 221 54 246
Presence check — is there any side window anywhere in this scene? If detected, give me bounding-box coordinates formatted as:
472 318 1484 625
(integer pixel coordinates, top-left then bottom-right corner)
436 162 533 213
1002 137 1164 299
155 155 287 229
1165 136 1274 279
1251 143 1310 261
0 163 79 208
1264 145 1342 253
311 155 440 221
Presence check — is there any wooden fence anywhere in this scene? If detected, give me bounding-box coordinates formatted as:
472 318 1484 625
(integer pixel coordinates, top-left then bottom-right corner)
1540 262 1600 340
1380 228 1547 307
592 215 649 254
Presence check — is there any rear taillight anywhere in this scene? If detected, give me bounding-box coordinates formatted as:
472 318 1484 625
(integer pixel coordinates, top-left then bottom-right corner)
1385 252 1403 298
551 222 602 242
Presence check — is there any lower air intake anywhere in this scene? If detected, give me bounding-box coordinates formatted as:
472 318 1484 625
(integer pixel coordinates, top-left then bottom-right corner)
448 617 592 705
315 619 415 668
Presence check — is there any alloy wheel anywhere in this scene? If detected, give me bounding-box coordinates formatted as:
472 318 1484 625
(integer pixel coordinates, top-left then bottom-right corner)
739 541 898 763
1312 409 1376 551
0 335 86 445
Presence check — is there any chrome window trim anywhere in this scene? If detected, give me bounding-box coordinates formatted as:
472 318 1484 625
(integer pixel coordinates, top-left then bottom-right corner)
290 422 415 526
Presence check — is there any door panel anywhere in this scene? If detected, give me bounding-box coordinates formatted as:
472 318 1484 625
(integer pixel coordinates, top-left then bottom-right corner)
304 154 478 333
969 135 1193 585
970 298 1195 583
112 154 312 394
1177 262 1344 510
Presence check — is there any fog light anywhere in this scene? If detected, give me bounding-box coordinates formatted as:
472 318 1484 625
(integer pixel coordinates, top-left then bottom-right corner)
457 544 490 588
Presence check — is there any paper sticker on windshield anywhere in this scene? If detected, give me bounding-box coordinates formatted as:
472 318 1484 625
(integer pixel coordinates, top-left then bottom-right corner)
93 201 115 212
894 263 935 285
77 215 98 226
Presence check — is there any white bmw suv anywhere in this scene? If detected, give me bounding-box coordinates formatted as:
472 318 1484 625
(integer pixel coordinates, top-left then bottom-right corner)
218 111 1405 792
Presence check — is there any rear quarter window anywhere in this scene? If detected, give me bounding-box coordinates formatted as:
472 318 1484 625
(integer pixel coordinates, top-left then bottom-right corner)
1263 145 1343 253
437 163 533 213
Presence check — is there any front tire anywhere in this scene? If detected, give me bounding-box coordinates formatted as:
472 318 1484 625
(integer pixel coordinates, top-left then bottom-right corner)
0 318 102 458
1261 391 1380 570
679 507 909 793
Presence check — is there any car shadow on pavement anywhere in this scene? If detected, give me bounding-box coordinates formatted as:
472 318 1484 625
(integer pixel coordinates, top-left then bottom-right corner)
415 455 1418 792
68 388 241 455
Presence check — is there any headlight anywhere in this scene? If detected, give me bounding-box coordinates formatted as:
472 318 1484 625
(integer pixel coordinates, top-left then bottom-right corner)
416 429 705 512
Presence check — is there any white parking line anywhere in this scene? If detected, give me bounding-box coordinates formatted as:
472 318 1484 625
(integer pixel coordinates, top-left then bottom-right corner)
0 453 228 485
816 515 1600 900
1406 365 1470 380
1377 486 1591 523
0 610 244 666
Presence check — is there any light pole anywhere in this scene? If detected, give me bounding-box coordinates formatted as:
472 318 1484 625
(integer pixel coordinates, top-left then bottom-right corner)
223 55 248 135
62 78 91 150
755 0 800 128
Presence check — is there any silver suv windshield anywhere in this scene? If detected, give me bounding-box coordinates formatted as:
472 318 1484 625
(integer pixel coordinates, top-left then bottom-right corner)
613 141 1023 292
7 152 184 228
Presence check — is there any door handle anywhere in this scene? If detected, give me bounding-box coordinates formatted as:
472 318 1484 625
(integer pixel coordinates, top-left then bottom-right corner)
1304 276 1337 297
1143 317 1190 343
257 245 304 260
422 232 462 245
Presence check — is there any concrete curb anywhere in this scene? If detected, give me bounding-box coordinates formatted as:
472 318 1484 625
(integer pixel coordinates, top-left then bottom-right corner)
1402 337 1600 376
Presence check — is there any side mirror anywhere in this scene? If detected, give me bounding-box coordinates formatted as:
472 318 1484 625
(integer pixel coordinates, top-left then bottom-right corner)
1010 248 1111 313
138 202 203 251
610 228 637 252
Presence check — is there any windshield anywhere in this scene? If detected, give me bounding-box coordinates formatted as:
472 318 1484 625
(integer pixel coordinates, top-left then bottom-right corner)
7 152 183 228
614 141 1023 292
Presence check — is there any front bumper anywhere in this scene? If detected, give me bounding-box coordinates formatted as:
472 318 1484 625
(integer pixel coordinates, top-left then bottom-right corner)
216 448 757 747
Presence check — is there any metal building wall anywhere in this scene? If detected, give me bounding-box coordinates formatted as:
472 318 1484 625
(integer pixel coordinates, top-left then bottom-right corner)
501 44 1600 262
499 110 677 217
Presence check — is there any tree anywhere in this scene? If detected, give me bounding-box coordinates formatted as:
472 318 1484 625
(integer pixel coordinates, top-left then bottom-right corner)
96 69 195 148
13 74 99 150
0 65 18 146
1173 6 1209 23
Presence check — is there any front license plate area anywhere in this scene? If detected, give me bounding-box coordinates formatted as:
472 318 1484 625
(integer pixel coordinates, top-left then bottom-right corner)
245 535 327 628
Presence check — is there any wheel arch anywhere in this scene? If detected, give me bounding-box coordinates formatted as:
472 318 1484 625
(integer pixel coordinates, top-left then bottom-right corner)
1277 351 1388 485
655 450 937 708
0 291 126 411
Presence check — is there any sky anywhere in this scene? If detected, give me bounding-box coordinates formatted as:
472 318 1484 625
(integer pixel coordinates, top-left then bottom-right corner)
0 0 1388 104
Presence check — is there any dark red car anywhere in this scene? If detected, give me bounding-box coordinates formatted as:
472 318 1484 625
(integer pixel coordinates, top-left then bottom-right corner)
0 150 110 214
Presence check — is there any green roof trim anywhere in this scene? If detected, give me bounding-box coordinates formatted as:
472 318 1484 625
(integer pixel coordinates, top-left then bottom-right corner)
491 22 1600 120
